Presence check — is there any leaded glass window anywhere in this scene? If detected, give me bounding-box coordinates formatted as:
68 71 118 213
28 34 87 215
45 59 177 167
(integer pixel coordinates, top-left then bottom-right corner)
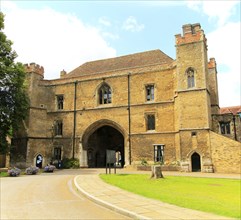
99 83 112 104
187 68 195 88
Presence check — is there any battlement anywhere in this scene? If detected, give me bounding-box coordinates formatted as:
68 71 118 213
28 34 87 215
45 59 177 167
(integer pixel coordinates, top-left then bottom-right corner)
208 58 216 69
175 23 206 47
24 63 44 78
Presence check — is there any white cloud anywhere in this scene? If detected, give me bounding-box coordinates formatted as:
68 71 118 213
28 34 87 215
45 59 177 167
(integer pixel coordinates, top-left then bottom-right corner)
207 22 241 107
98 16 111 27
186 0 240 107
1 2 116 79
186 0 239 26
102 32 119 40
122 16 144 32
134 1 186 7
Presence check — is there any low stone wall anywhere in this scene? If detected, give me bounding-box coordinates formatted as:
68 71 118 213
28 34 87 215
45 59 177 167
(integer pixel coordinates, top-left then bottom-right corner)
136 165 180 171
0 168 8 172
210 131 241 173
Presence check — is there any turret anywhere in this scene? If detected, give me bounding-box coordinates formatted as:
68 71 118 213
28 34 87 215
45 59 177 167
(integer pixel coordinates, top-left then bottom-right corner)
208 58 219 115
175 23 211 130
24 62 44 79
176 23 207 48
175 23 208 91
24 63 45 107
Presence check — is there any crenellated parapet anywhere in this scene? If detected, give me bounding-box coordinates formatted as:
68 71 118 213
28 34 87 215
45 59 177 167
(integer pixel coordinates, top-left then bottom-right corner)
24 63 44 78
175 23 207 49
208 58 216 69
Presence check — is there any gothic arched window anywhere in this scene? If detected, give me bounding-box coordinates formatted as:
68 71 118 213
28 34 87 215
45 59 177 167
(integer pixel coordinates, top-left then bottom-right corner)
98 83 112 104
186 67 195 88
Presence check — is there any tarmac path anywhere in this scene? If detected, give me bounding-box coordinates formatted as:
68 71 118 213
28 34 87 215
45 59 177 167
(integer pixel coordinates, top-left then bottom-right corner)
0 169 129 220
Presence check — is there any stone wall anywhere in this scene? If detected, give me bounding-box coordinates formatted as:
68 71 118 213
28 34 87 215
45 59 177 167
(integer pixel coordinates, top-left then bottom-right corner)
210 131 241 173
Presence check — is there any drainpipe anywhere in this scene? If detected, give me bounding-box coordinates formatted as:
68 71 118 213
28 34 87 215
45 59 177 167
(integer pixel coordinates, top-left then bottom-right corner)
127 73 131 165
232 114 237 141
72 81 77 159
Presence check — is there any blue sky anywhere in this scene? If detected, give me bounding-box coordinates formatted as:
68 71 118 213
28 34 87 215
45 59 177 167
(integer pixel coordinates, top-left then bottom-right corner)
1 0 240 107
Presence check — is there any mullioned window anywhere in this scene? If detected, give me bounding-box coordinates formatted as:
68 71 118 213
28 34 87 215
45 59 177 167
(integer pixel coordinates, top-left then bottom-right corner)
186 67 195 88
98 83 112 104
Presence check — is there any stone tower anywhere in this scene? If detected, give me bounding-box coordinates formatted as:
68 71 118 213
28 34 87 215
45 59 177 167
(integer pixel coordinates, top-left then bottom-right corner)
17 63 48 167
24 63 44 107
175 23 213 172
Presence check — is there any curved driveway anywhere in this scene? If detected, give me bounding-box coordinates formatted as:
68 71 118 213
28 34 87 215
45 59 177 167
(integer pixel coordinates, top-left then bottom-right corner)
1 169 129 220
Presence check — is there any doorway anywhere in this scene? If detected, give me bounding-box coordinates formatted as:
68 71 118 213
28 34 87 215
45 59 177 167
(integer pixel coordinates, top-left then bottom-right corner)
86 125 124 168
191 152 201 172
35 154 43 168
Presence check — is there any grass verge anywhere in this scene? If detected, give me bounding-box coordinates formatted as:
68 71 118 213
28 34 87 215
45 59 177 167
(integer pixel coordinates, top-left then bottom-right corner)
100 174 240 218
0 171 9 177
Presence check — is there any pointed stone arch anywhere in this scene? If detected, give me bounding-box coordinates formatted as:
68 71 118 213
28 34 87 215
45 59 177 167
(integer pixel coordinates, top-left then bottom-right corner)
82 119 127 168
186 67 196 88
82 119 126 145
34 153 44 168
96 82 112 105
187 150 203 172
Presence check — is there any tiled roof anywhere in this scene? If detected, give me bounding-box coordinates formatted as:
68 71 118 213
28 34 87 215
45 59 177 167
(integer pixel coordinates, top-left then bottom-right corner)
220 106 241 115
63 49 173 78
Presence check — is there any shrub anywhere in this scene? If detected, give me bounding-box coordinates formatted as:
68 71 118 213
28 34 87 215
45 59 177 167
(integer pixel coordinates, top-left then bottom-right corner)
140 158 148 166
44 164 56 172
8 167 21 177
25 166 39 175
62 158 79 169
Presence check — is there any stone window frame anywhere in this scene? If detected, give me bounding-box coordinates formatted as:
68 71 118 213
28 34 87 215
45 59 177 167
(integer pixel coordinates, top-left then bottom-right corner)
145 84 155 102
219 121 231 135
54 120 63 136
53 147 62 160
145 112 156 131
154 145 164 163
56 94 64 110
98 82 112 105
186 67 196 89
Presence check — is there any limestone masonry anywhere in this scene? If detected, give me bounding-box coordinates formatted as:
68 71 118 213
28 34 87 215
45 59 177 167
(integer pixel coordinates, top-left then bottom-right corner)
12 23 241 173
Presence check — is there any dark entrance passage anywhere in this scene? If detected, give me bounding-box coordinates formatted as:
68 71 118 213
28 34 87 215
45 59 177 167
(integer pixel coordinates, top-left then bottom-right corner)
191 152 201 172
36 154 43 168
87 125 124 168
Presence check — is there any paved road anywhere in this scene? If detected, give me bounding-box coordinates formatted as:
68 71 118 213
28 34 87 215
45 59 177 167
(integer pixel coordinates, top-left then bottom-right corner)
1 169 129 220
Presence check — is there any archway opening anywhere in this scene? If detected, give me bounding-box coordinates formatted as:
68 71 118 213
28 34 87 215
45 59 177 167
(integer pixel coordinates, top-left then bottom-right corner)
35 154 43 168
86 125 124 168
191 152 201 172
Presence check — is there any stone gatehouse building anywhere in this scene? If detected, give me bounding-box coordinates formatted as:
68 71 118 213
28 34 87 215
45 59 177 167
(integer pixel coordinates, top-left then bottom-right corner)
12 23 241 173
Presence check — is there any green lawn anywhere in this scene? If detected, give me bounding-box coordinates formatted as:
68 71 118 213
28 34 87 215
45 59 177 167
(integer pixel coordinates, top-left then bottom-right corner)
100 174 240 218
0 171 8 177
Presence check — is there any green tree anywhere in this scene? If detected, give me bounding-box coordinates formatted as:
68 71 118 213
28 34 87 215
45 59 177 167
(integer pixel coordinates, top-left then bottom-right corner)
0 12 29 154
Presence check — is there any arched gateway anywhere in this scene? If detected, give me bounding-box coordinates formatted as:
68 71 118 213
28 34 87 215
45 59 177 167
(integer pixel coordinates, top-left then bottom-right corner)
82 120 125 168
